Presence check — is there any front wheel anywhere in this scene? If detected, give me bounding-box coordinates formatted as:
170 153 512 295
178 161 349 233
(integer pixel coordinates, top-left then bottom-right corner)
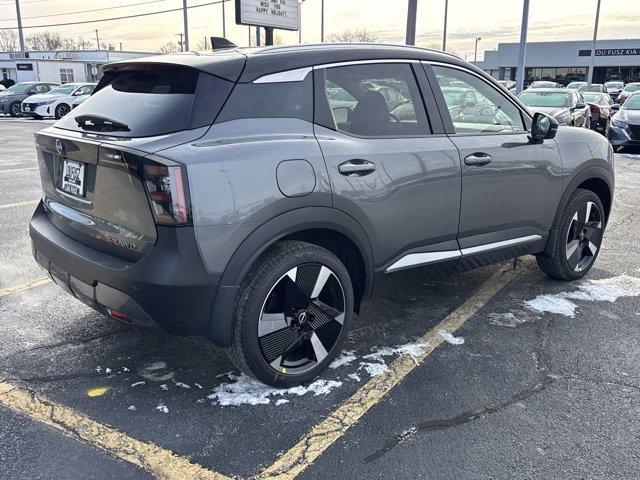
226 240 354 387
55 103 70 119
536 189 605 280
9 101 22 117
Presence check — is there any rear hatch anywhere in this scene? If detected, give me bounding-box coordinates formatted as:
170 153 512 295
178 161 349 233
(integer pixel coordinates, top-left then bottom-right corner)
35 63 236 261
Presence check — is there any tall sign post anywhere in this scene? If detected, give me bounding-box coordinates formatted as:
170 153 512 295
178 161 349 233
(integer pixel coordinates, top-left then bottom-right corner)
515 0 530 95
235 0 300 46
406 0 418 46
587 0 602 86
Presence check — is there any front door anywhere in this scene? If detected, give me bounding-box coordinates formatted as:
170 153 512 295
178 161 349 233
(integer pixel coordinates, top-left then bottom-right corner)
314 62 462 271
428 64 563 255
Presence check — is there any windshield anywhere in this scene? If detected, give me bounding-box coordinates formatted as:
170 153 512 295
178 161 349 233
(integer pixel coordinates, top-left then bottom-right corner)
531 82 556 88
605 82 624 89
5 83 32 93
519 91 571 107
624 84 640 92
623 95 640 110
582 93 602 103
49 85 76 95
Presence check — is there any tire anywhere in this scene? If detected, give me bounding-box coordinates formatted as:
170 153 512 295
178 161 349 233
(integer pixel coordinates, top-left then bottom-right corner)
584 117 591 129
55 103 70 119
226 240 354 387
536 189 605 281
9 101 21 117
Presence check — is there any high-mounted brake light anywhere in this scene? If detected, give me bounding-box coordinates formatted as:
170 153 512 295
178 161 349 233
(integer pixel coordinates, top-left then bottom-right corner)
143 158 191 226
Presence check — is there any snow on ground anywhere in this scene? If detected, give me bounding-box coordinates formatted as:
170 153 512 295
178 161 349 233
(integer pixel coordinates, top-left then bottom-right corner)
439 330 465 345
358 362 390 377
525 275 640 317
488 312 529 328
329 350 357 369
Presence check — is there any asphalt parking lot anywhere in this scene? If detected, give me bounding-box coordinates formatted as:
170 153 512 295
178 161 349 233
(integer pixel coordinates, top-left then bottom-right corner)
1 116 640 480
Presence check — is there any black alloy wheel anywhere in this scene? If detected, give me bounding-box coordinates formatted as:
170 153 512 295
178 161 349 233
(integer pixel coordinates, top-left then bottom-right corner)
565 200 603 273
9 102 21 117
55 103 70 119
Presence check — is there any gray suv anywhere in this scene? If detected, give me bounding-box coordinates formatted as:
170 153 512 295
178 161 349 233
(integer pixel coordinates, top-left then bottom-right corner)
29 45 614 386
0 81 59 117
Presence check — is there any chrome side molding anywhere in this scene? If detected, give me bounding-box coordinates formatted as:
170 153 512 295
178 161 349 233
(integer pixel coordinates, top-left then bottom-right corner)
386 235 542 273
253 67 312 84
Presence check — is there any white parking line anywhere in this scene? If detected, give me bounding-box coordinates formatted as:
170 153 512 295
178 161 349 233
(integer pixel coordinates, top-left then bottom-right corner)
1 166 38 174
0 199 38 210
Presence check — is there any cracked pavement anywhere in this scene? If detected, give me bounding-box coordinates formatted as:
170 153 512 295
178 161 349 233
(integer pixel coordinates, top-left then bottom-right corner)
1 119 640 479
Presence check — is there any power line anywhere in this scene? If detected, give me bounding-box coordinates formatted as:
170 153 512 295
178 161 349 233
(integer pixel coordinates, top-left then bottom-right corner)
0 0 229 31
0 0 171 22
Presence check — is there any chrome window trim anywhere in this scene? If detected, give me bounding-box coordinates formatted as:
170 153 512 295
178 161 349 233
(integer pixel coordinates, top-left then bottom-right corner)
385 234 542 273
253 67 312 84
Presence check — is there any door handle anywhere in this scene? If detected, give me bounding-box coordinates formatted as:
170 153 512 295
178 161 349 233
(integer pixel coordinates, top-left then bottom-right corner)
464 153 492 166
338 160 376 176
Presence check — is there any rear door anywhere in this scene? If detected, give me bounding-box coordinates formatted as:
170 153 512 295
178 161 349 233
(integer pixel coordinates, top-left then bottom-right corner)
425 63 562 261
314 61 462 272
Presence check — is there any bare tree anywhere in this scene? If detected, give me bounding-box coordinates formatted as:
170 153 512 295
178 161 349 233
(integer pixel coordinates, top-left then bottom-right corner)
26 32 65 51
327 29 379 43
0 30 18 52
157 42 179 54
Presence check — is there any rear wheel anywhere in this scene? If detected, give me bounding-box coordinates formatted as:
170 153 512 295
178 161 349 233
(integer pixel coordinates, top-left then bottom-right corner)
226 240 354 387
55 103 70 119
536 189 605 280
9 101 21 117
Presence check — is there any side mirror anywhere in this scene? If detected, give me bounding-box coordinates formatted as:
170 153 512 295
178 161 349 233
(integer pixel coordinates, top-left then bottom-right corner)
530 112 559 142
611 104 620 111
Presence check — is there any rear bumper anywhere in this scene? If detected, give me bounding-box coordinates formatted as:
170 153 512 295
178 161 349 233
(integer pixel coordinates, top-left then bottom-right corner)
29 201 221 339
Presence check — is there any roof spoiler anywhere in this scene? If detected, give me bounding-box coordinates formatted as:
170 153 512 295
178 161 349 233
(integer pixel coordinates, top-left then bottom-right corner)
211 37 237 50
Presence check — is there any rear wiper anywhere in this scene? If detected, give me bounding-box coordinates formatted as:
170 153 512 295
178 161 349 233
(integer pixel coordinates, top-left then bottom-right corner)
75 114 130 132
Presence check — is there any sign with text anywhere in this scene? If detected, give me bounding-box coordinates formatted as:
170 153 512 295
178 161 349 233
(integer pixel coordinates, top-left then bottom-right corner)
579 48 640 57
235 0 300 31
16 63 34 71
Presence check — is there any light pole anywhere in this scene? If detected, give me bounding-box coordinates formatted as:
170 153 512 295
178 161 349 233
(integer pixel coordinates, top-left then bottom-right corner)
587 0 602 85
406 0 418 46
474 37 481 62
442 0 448 51
14 0 25 57
515 0 530 94
320 0 325 42
94 29 100 50
299 0 306 43
222 0 226 38
182 0 189 51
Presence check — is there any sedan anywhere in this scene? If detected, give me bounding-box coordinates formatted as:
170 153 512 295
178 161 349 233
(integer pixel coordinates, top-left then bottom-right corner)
578 84 606 93
608 92 640 151
518 88 590 128
21 82 96 119
528 81 562 89
581 92 615 135
604 81 624 101
566 81 588 90
0 81 59 117
616 82 640 105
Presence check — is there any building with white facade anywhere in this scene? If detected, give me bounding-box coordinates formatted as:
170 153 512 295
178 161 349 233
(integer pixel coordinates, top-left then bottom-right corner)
476 38 640 85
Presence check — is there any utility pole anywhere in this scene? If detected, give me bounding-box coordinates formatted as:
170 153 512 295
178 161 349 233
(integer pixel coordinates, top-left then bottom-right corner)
474 36 481 62
298 0 306 44
222 0 226 37
14 0 26 57
587 0 601 85
119 42 123 51
94 29 100 50
406 0 418 46
182 0 189 51
176 33 184 52
515 0 530 94
442 0 448 51
320 0 325 42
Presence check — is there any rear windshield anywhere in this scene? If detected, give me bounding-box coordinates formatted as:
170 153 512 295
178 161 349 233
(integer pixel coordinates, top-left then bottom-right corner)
624 84 640 92
518 91 571 107
55 66 233 137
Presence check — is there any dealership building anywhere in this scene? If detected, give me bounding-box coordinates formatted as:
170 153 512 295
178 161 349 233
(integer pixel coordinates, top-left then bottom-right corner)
0 50 153 85
476 38 640 85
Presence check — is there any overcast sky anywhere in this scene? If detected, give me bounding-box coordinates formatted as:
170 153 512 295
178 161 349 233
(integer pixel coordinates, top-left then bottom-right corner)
1 0 639 58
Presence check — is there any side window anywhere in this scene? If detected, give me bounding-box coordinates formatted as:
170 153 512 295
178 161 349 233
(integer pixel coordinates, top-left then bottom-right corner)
216 73 312 123
321 63 430 137
32 84 49 94
432 65 525 134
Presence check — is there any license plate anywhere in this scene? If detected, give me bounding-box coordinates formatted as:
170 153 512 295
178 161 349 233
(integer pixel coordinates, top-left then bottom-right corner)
61 159 85 197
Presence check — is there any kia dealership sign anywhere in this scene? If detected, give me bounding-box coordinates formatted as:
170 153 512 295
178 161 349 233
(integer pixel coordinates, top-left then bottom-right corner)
235 0 300 31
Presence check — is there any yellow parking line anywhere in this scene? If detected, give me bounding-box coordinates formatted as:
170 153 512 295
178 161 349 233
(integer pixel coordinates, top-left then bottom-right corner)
0 277 51 298
260 260 526 479
0 380 233 480
0 199 38 210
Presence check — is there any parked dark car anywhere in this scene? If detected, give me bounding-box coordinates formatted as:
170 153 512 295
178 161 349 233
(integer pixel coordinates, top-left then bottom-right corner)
29 44 614 386
608 92 640 151
616 82 640 105
529 81 562 89
0 81 59 117
581 91 615 135
518 88 591 128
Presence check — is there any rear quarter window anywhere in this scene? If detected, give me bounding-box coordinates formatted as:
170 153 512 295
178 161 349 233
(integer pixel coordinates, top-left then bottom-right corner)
216 74 312 123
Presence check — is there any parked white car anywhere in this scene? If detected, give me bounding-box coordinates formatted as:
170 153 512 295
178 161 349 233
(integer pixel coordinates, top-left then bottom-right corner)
21 82 96 119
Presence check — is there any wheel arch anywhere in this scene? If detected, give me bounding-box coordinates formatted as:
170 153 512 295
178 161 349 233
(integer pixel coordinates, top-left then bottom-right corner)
544 165 613 256
207 207 375 346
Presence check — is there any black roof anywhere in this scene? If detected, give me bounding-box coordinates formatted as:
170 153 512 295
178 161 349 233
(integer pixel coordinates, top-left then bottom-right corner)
103 43 481 83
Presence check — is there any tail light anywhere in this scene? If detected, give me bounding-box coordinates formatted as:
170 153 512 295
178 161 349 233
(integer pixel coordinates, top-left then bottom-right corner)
143 158 191 226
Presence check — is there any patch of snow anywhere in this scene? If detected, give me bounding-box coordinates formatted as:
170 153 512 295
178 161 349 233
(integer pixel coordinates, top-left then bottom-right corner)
194 383 203 389
329 350 357 369
95 366 102 373
173 381 191 389
207 374 342 406
439 330 465 345
160 384 169 391
156 404 169 414
275 399 289 406
347 373 361 382
130 381 145 387
363 342 428 362
127 405 137 411
359 362 390 377
105 368 112 374
216 371 234 379
526 275 640 317
122 367 130 372
488 312 528 328
139 361 174 382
